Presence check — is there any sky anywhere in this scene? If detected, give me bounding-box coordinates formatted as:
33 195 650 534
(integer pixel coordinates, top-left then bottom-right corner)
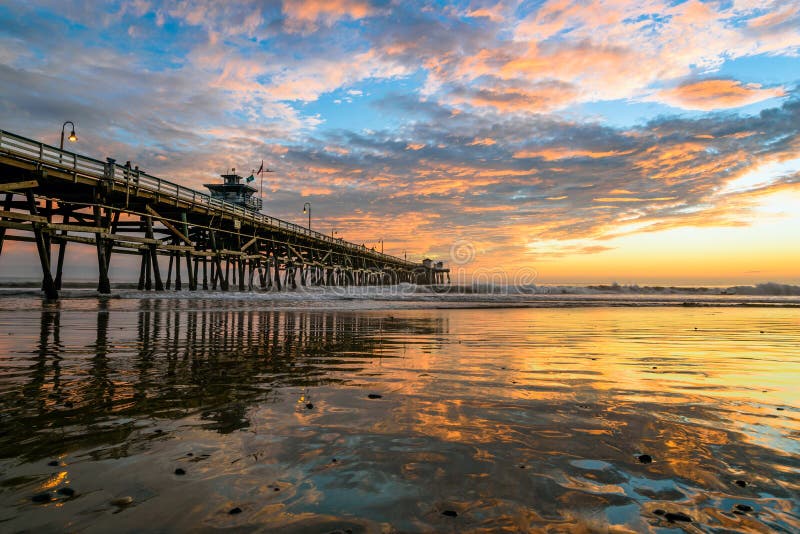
0 0 799 285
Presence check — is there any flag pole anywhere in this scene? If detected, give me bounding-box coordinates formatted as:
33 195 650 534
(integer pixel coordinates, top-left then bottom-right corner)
259 159 264 199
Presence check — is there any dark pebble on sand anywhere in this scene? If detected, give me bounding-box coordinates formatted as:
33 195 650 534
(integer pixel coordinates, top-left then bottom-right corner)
442 510 458 517
229 507 242 515
653 509 665 516
306 403 314 409
57 487 75 497
777 407 784 410
735 504 754 513
187 453 193 456
31 492 53 503
636 454 653 464
367 394 383 399
274 487 280 491
519 464 527 469
332 458 337 463
64 401 74 408
154 429 163 434
174 468 186 475
664 511 692 523
735 479 748 487
47 460 59 466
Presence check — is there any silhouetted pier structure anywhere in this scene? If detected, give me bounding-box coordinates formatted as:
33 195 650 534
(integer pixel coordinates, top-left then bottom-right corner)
0 129 448 298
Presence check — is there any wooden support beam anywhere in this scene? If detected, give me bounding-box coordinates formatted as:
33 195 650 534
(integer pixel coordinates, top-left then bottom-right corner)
145 205 195 246
0 209 47 223
54 208 71 290
0 193 15 258
48 222 107 233
181 212 196 290
0 220 32 231
25 191 57 299
241 235 258 251
101 232 159 245
94 205 111 294
144 216 163 291
0 180 39 192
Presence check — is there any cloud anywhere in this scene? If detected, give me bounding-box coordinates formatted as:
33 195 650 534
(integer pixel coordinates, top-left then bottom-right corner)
654 79 786 110
282 0 376 33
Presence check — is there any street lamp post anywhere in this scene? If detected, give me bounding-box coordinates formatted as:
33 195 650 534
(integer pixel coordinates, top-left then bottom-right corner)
303 202 311 230
378 239 383 254
60 121 77 150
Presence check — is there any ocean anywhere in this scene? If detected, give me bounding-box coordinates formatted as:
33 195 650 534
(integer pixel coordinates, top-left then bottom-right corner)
0 288 797 532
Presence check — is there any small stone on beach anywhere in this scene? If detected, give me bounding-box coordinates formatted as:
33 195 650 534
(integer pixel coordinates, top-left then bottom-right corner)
367 394 382 399
31 492 53 503
274 487 280 491
57 487 75 497
229 507 242 515
111 496 134 506
47 460 59 466
653 509 665 516
734 479 748 487
306 403 314 409
735 504 753 513
636 454 653 464
175 468 186 475
664 511 692 523
442 510 458 517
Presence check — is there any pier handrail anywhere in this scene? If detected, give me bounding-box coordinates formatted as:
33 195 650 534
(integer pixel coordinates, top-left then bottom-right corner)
0 129 418 268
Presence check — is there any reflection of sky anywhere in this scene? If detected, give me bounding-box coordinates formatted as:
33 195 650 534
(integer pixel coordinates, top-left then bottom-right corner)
1 1 799 284
0 303 797 531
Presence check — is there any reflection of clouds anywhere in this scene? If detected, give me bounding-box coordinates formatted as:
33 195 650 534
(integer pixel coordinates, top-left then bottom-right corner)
0 302 447 461
0 303 797 530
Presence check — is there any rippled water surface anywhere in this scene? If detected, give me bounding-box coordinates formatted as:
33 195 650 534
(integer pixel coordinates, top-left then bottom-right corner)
0 298 798 532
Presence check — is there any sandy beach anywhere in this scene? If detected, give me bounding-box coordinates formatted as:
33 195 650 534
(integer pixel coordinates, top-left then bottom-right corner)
0 296 797 532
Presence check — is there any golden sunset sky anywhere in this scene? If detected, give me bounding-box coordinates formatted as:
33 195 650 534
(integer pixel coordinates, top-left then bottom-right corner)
1 0 799 284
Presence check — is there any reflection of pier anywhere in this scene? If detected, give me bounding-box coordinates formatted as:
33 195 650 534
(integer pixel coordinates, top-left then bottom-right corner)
0 129 448 298
0 304 447 461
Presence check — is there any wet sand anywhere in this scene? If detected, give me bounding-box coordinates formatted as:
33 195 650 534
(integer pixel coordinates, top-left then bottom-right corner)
0 297 798 532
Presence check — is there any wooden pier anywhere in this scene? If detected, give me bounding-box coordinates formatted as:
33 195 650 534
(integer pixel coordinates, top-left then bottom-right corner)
0 129 448 298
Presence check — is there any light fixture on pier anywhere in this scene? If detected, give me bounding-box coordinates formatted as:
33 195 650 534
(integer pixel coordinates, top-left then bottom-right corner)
60 121 77 149
303 202 311 230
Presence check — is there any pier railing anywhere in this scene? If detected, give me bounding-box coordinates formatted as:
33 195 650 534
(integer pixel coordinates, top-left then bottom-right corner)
0 129 415 267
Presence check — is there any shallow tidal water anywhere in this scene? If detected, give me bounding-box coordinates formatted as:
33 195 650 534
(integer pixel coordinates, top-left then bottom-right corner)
0 297 798 533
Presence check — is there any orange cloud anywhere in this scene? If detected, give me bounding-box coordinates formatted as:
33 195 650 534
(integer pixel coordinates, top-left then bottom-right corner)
452 82 578 112
468 137 497 146
655 79 786 111
283 0 374 32
513 147 632 160
406 143 425 150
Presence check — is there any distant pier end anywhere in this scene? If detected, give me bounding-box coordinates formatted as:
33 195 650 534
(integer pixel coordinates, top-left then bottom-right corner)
0 128 447 298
